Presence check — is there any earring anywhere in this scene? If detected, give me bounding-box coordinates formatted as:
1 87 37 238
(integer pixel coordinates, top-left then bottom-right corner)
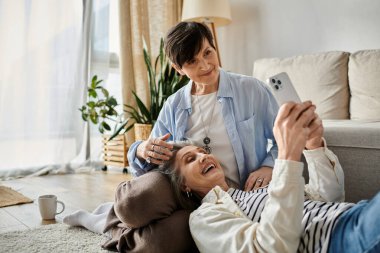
186 191 192 198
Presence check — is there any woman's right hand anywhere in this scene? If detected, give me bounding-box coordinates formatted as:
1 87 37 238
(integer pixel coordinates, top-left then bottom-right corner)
136 133 174 165
273 101 316 162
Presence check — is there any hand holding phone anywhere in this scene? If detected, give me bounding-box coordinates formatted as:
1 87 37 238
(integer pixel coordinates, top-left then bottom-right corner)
266 72 301 106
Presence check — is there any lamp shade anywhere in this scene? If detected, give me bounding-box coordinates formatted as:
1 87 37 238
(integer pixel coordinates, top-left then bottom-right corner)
182 0 232 26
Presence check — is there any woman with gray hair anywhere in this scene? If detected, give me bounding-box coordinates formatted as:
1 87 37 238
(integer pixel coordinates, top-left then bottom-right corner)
159 102 380 253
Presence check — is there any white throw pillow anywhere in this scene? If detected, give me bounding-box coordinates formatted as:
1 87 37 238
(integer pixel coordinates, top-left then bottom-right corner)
349 49 380 121
253 51 350 119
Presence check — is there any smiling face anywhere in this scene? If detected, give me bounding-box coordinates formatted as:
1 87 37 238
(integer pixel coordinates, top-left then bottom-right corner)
174 145 227 198
173 39 220 91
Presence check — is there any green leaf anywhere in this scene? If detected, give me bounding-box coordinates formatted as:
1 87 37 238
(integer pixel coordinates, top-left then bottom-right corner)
107 118 130 141
96 100 106 107
107 97 117 107
143 44 156 106
124 105 144 123
98 124 104 134
101 88 109 98
89 89 97 98
95 79 103 88
87 101 96 108
124 104 139 113
91 76 98 89
81 113 88 121
99 109 107 117
132 90 151 123
102 121 111 131
125 123 134 132
106 108 118 116
124 109 139 122
90 114 98 124
159 38 164 70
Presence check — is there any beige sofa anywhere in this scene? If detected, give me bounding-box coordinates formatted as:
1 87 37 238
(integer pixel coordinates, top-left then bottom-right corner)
253 49 380 203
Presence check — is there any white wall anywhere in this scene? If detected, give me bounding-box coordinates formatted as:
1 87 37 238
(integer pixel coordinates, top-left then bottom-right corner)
217 0 380 75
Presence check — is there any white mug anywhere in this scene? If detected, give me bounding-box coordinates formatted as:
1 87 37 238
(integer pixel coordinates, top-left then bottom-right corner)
38 195 65 220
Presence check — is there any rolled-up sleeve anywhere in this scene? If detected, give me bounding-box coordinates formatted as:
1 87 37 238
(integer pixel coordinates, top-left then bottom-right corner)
304 140 345 202
127 102 174 177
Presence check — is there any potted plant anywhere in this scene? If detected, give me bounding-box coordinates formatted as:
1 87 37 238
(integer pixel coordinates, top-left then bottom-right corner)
79 75 131 170
124 38 189 140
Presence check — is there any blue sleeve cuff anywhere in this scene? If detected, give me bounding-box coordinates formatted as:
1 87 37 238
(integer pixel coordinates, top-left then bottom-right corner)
127 140 150 176
261 144 278 168
261 156 275 168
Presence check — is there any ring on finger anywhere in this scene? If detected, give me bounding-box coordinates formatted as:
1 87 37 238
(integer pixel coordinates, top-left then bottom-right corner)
257 178 263 183
151 144 155 151
146 157 151 164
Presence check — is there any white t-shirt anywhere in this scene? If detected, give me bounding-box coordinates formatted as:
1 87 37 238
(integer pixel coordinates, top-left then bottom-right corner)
185 92 239 187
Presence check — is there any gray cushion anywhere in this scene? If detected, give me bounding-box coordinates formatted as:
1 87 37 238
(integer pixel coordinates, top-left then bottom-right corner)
322 120 380 203
323 120 380 149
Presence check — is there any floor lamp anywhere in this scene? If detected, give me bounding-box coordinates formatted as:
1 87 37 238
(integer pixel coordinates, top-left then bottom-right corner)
182 0 232 67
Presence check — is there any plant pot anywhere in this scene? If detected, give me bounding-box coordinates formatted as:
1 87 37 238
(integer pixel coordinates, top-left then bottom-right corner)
134 123 152 141
102 134 129 169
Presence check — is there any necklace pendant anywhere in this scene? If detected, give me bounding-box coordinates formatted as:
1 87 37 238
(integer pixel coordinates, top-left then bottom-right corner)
203 136 211 145
203 145 212 154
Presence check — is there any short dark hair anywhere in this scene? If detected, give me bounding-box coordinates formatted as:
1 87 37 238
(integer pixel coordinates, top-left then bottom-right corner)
159 143 201 211
164 21 215 68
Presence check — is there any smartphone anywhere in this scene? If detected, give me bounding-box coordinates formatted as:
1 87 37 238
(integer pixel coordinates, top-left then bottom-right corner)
266 72 302 106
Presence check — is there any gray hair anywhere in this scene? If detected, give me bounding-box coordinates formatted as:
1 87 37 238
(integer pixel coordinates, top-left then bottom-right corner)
158 141 201 210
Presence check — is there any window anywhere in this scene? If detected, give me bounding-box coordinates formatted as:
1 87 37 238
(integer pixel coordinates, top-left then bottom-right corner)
88 0 123 162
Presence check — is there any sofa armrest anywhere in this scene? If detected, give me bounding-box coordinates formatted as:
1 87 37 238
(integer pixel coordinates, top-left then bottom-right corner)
322 120 380 203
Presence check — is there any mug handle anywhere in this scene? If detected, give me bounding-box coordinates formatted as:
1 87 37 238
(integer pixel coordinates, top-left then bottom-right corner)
56 200 65 215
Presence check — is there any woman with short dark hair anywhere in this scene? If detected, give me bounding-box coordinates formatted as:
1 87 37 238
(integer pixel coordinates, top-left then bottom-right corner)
128 21 280 191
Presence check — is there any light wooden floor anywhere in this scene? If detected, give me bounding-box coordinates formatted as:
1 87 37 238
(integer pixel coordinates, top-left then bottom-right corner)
0 170 132 233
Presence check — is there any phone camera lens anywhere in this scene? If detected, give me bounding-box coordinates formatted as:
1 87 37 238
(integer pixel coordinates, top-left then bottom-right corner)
277 80 282 85
271 79 276 83
274 85 279 90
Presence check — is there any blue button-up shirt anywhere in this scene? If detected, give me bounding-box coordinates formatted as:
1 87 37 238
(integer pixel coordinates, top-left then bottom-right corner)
127 69 279 188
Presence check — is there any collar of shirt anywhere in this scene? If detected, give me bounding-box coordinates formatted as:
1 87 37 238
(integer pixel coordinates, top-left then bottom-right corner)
177 68 233 111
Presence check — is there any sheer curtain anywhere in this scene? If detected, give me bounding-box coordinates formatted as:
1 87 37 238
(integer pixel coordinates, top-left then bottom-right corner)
0 0 91 179
0 0 180 179
88 0 124 165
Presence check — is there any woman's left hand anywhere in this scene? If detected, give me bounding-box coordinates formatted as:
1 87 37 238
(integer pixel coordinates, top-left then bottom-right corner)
244 166 273 191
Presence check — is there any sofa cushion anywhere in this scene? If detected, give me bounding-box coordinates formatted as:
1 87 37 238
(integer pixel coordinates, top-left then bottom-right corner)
323 120 380 149
253 51 350 119
349 49 380 121
322 120 380 203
